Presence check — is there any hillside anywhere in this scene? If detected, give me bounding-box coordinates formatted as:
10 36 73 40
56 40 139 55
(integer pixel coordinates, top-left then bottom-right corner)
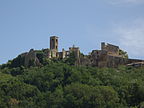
0 54 144 108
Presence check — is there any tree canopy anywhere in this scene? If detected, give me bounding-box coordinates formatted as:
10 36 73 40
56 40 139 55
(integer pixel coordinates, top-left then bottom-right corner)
0 56 144 108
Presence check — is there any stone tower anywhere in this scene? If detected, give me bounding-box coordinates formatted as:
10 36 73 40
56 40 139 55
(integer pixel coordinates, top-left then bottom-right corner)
101 42 105 50
50 36 58 52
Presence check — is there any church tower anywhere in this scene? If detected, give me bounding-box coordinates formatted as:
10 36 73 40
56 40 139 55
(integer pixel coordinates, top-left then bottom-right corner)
50 36 58 58
50 36 58 52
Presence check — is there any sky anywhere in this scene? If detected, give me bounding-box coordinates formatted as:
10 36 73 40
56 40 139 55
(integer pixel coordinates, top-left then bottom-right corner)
0 0 144 64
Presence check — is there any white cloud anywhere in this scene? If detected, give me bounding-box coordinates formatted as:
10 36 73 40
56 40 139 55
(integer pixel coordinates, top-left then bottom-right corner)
109 0 144 5
114 19 144 59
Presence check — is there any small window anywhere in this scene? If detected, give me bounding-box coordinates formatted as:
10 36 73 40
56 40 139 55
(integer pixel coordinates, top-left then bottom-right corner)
52 39 54 42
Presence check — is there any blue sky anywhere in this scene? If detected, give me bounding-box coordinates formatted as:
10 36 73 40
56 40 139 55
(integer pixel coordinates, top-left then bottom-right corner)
0 0 144 64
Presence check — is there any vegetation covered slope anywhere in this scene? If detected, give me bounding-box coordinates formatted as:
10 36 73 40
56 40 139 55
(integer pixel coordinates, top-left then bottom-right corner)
0 57 144 108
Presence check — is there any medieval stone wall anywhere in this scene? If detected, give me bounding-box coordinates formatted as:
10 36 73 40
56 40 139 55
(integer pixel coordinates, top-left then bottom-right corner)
18 36 144 68
106 56 127 67
127 59 144 64
101 42 119 56
24 49 41 67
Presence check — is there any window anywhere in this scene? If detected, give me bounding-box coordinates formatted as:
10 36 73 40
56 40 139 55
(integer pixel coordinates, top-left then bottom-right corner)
52 39 54 42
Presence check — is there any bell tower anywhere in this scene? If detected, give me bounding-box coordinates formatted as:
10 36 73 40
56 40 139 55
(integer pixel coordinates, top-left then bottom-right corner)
50 36 58 52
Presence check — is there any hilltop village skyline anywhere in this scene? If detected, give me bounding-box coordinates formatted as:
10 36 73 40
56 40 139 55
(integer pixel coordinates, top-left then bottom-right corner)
1 35 143 65
9 36 141 68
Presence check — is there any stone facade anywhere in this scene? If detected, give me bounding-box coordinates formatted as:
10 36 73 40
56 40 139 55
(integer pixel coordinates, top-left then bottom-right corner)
49 36 59 58
21 49 41 67
50 36 58 52
69 45 80 59
101 42 120 57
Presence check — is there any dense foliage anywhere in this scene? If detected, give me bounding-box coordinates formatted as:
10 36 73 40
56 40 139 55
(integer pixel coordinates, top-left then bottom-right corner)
0 59 144 108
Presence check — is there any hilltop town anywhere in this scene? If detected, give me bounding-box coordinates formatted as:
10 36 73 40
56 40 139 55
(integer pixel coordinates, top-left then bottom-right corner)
1 36 144 108
15 36 143 68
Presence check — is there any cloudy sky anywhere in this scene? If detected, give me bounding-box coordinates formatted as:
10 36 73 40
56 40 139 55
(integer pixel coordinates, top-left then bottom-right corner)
0 0 144 64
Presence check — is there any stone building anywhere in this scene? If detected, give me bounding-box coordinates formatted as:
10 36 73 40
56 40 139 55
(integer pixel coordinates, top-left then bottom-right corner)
18 36 144 68
101 42 120 57
50 36 59 58
20 49 41 67
95 43 128 67
47 36 80 59
69 45 80 58
79 42 128 67
48 36 129 67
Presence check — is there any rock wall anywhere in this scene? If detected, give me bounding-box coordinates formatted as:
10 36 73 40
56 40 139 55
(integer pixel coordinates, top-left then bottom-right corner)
24 49 41 67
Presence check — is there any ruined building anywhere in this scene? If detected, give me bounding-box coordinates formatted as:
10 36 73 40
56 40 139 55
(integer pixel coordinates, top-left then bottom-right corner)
47 36 80 60
80 43 127 67
46 36 130 67
49 36 58 58
19 36 143 68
